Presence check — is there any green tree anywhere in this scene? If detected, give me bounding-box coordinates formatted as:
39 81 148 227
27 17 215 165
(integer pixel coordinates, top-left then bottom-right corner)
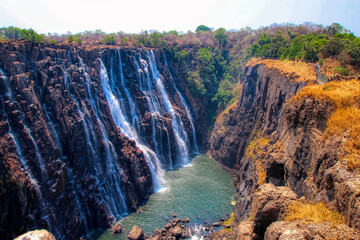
121 37 129 46
195 25 211 33
212 76 235 106
187 71 207 95
74 37 82 44
0 26 23 39
320 38 344 58
214 28 228 48
102 35 116 45
21 29 43 43
324 23 349 36
67 35 74 42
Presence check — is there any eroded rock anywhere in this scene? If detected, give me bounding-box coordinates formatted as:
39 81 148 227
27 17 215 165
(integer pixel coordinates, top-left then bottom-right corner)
128 226 145 240
14 229 56 240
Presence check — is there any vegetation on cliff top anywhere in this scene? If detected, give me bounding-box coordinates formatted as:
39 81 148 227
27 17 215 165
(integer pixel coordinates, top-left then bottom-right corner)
247 58 317 82
2 22 359 127
291 80 360 171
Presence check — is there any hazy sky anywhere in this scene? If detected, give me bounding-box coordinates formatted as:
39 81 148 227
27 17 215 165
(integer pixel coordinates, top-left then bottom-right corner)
1 0 359 36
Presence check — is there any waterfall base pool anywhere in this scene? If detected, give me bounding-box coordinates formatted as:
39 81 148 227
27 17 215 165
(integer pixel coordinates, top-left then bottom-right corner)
94 154 236 239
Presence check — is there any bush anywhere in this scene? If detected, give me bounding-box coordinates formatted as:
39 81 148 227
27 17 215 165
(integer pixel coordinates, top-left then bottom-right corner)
320 38 345 58
187 71 207 96
121 37 129 46
102 35 116 45
333 66 348 75
67 35 74 42
21 29 44 43
74 37 82 44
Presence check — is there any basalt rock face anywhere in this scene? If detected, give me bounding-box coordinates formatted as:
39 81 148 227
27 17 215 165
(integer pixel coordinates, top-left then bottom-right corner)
0 41 198 239
209 62 360 235
209 64 305 169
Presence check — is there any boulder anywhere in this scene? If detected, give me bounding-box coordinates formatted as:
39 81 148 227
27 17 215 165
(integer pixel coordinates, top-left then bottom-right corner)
111 223 124 235
264 221 360 240
251 183 298 235
212 222 221 227
323 163 360 230
181 218 190 223
14 229 56 240
264 221 309 240
234 220 257 240
170 226 183 237
128 226 145 240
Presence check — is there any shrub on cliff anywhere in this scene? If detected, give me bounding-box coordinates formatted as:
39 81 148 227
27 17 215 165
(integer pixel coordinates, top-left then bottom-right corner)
102 35 116 45
22 29 44 43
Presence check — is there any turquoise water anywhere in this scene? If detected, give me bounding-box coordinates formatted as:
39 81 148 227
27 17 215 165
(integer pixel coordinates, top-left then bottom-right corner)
94 154 235 239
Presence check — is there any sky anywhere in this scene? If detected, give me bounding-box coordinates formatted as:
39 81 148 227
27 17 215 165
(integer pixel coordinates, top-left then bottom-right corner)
1 0 360 36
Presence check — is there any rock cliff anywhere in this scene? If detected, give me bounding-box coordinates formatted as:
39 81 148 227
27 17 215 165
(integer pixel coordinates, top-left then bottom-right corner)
0 41 199 239
209 64 306 169
209 62 360 237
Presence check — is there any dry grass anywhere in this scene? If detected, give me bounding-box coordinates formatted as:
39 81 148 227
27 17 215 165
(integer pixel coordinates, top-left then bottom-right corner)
246 137 271 185
291 80 360 171
291 79 360 108
283 201 345 225
247 58 317 83
328 107 360 170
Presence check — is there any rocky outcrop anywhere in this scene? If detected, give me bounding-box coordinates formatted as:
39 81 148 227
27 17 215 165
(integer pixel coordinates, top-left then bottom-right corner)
234 184 360 240
209 62 360 237
14 230 56 240
209 64 306 169
128 226 145 240
250 184 298 236
0 41 198 240
233 184 298 239
265 221 360 240
142 218 191 240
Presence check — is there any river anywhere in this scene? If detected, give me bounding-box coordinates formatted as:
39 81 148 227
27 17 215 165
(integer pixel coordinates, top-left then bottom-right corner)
94 154 235 239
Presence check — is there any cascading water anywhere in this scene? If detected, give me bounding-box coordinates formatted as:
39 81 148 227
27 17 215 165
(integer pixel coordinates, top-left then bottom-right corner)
99 49 199 183
147 51 190 166
99 59 164 191
63 58 128 219
0 69 54 233
163 54 199 153
0 45 199 240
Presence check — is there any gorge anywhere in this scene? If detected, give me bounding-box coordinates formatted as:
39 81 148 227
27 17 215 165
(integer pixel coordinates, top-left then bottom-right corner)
1 24 360 240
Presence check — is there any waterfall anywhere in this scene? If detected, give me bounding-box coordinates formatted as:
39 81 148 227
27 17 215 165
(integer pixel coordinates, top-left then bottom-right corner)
99 59 164 191
110 49 195 169
1 69 53 232
163 54 199 153
61 65 128 221
147 50 190 165
0 46 199 239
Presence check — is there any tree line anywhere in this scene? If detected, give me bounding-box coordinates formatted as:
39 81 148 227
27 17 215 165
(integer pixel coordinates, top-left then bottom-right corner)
1 22 359 121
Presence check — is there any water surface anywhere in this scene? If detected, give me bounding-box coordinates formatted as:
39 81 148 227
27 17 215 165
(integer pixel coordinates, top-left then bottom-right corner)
95 154 235 239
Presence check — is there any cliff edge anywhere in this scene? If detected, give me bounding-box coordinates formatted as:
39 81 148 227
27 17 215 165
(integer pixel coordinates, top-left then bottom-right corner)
209 60 360 238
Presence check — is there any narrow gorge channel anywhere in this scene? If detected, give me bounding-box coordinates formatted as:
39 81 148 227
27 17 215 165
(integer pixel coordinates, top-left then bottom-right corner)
95 154 235 240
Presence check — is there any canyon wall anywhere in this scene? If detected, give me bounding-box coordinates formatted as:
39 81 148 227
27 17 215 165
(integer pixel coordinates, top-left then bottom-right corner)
0 41 198 239
209 63 360 237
